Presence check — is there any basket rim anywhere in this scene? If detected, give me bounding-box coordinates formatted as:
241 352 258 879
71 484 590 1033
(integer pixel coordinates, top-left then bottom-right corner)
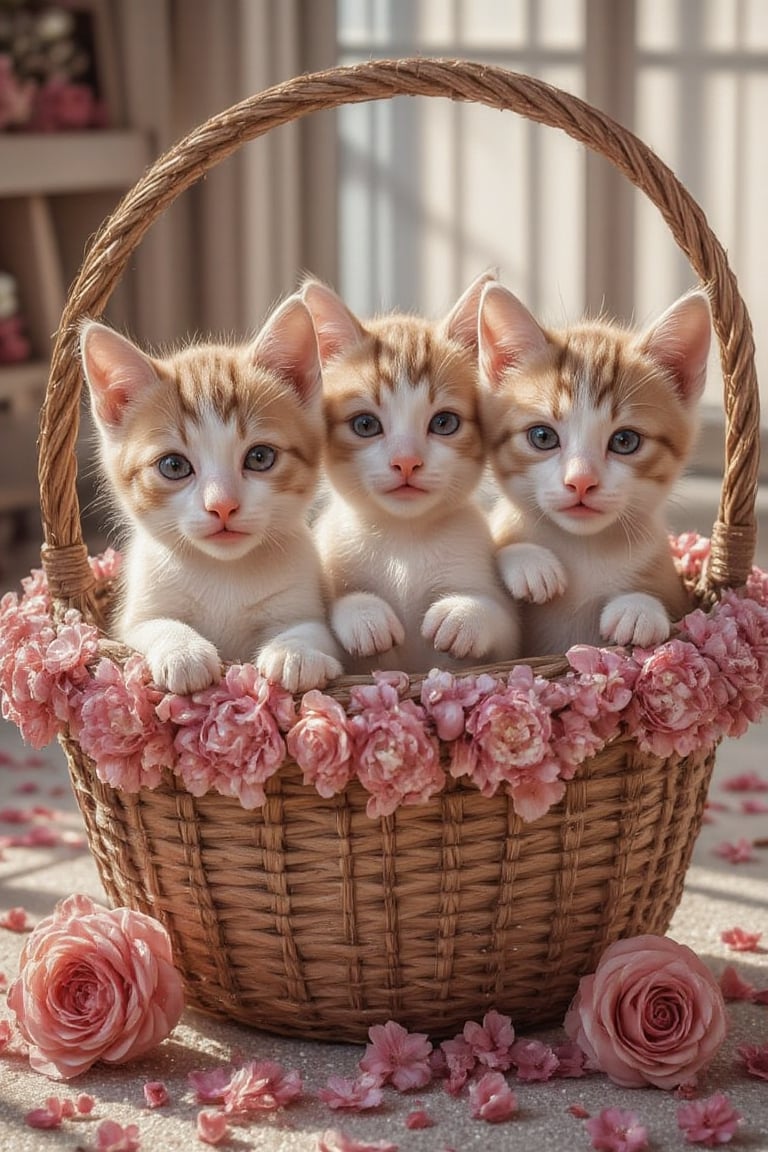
37 56 760 617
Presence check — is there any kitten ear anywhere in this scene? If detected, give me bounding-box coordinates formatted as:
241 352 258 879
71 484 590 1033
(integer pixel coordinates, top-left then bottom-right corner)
250 295 322 406
300 278 367 364
478 284 549 389
441 269 498 351
640 290 712 405
80 320 158 428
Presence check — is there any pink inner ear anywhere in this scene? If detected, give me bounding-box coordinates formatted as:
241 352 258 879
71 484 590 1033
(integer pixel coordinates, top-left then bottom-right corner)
642 292 712 405
478 286 549 388
442 270 497 352
81 324 155 427
301 281 366 363
251 297 322 406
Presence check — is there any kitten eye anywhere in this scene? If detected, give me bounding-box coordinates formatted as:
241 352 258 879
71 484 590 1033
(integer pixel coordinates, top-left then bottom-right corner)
157 454 193 480
350 413 382 438
245 444 277 472
527 425 560 451
609 429 642 455
428 410 461 436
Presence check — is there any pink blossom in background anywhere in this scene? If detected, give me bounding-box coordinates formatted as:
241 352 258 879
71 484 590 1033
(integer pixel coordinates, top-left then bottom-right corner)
714 839 757 864
565 935 728 1089
509 1038 559 1082
737 1042 768 1080
741 797 768 813
670 532 711 581
317 1130 399 1152
0 1018 13 1052
159 663 295 808
93 1119 142 1152
196 1110 230 1145
720 927 763 952
75 655 174 792
7 894 184 1079
585 1107 648 1152
0 906 31 931
721 770 768 792
627 639 720 757
467 1070 518 1122
89 547 121 583
143 1081 169 1108
462 1009 515 1071
676 1092 743 1145
419 668 499 741
348 682 443 818
222 1059 302 1114
287 690 354 796
359 1020 433 1091
317 1073 384 1110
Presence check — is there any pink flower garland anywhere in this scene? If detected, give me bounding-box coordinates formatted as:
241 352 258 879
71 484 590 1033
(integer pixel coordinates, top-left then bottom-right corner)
3 537 768 821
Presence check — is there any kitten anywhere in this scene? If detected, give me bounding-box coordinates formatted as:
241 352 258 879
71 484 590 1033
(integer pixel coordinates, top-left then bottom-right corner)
477 283 711 656
302 273 520 674
80 296 343 695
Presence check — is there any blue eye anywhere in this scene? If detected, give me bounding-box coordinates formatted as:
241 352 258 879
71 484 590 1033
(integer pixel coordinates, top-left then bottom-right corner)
158 454 192 480
351 413 382 438
527 425 559 451
429 410 460 436
609 429 641 455
245 444 277 472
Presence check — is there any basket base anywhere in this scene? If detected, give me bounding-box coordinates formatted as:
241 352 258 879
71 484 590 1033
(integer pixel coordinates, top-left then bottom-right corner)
63 734 715 1042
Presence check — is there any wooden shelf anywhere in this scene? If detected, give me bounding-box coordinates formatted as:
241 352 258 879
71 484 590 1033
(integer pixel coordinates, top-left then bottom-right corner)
0 131 150 196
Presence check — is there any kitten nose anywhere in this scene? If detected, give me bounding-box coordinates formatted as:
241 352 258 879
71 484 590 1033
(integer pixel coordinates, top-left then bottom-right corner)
205 489 240 523
390 452 423 480
564 462 599 500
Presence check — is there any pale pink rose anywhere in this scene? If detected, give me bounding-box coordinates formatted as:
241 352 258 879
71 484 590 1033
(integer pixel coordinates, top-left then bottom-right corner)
222 1059 302 1114
627 640 721 757
75 656 174 792
565 935 728 1089
676 1092 742 1145
420 669 499 741
468 1070 518 1122
585 1107 648 1152
359 1020 433 1091
462 1009 515 1071
196 1110 230 1145
160 664 294 808
7 894 184 1079
509 1038 559 1081
317 1073 383 1110
286 690 353 797
348 682 443 818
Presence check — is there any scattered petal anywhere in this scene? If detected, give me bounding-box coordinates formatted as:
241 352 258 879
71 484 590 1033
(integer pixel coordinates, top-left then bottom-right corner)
721 771 768 792
713 838 757 864
509 1038 559 1081
93 1119 142 1152
737 1042 768 1080
359 1021 433 1092
569 1103 591 1119
719 965 756 1001
405 1108 434 1129
26 1097 65 1129
223 1059 302 1114
317 1129 398 1152
196 1110 230 1146
677 1092 743 1145
317 1074 383 1111
468 1071 518 1123
76 1093 96 1114
0 906 31 931
721 927 763 952
585 1107 648 1152
143 1081 169 1108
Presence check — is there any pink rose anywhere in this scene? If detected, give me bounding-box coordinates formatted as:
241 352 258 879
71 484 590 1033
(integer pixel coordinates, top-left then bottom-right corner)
565 935 728 1089
286 690 353 797
7 894 184 1079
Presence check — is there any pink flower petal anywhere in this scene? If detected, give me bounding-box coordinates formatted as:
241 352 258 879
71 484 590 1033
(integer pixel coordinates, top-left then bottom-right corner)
143 1081 170 1108
585 1108 648 1152
468 1071 518 1123
677 1092 743 1145
317 1129 399 1152
359 1021 433 1092
405 1108 434 1129
26 1097 65 1129
721 927 763 952
721 771 768 792
196 1110 230 1146
714 838 758 864
317 1074 384 1111
93 1119 142 1152
0 906 31 931
719 964 756 1001
737 1042 768 1080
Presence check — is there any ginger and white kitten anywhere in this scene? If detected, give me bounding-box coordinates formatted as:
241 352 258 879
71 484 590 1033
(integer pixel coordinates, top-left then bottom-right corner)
478 283 711 656
80 296 342 695
302 273 520 674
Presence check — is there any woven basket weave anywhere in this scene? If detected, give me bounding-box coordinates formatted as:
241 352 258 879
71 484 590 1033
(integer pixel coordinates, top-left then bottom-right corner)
38 59 759 1041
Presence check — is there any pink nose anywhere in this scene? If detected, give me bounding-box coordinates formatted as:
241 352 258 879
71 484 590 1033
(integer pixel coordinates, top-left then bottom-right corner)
390 453 423 481
205 492 240 523
564 466 599 500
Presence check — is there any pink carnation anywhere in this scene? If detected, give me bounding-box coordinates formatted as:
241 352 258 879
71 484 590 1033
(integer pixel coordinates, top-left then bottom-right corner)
348 682 442 818
670 532 711 582
468 1070 518 1122
565 935 728 1089
420 669 499 741
676 1092 742 1145
7 894 184 1079
359 1020 433 1091
75 655 174 791
626 640 720 757
286 690 353 797
452 665 562 821
555 646 639 771
683 593 768 736
159 664 295 807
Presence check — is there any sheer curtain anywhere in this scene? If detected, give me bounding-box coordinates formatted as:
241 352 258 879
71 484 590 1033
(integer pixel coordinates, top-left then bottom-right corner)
113 0 337 346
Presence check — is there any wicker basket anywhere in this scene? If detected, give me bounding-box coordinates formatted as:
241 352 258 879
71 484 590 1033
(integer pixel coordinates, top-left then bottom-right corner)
36 59 759 1042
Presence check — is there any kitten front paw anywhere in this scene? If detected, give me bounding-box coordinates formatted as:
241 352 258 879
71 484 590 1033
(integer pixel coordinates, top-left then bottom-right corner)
148 639 222 694
422 595 496 660
600 593 671 648
257 642 344 694
497 543 567 604
331 592 405 658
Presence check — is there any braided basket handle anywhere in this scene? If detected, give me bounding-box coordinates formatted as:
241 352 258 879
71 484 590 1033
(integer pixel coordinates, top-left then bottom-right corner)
39 58 759 617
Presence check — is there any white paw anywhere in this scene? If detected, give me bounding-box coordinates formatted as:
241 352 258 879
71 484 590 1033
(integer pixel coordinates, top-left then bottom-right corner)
257 641 344 693
331 593 405 658
422 596 495 660
600 593 671 648
497 543 567 604
148 638 221 694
